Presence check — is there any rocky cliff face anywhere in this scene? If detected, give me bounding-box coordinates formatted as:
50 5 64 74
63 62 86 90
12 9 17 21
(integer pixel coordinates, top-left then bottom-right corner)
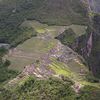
87 15 100 78
57 0 100 78
73 0 100 78
83 0 100 78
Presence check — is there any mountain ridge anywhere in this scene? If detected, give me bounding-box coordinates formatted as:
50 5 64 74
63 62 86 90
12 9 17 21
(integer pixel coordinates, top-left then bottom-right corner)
0 0 100 100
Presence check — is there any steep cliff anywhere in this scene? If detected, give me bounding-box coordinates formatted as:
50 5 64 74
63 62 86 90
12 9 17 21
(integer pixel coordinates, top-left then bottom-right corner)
78 0 100 78
57 0 100 78
79 0 100 78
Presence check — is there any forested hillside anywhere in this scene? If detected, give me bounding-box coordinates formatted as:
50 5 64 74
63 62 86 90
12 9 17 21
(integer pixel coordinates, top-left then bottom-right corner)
0 0 88 47
0 0 100 100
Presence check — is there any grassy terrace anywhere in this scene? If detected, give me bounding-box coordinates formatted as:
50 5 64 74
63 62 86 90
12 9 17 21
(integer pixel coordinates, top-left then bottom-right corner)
21 20 87 37
4 20 100 89
49 57 86 81
49 58 100 88
5 20 87 71
6 37 57 71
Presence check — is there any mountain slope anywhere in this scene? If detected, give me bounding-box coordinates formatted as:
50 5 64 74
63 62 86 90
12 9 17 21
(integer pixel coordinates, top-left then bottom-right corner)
75 0 100 78
0 0 100 100
4 20 100 90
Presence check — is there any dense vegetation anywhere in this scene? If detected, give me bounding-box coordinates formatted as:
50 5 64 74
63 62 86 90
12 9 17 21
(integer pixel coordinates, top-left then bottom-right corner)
0 77 76 100
0 27 37 47
0 61 18 83
73 14 100 78
0 47 18 83
77 86 100 100
56 28 76 46
0 0 88 47
0 76 100 100
0 0 88 25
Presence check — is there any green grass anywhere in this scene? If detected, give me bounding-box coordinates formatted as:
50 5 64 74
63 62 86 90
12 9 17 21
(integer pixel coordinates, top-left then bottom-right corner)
17 38 55 53
69 25 87 37
50 63 72 76
67 59 88 73
8 57 33 71
49 58 100 88
6 37 57 71
21 20 87 37
80 81 100 89
49 58 83 81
